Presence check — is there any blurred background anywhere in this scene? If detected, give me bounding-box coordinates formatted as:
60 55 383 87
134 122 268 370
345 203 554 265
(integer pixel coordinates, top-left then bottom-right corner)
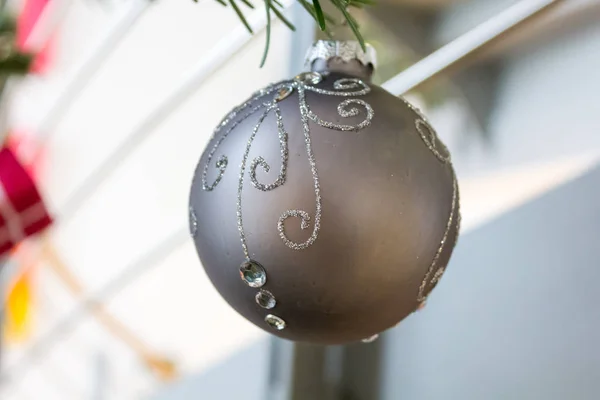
1 0 600 399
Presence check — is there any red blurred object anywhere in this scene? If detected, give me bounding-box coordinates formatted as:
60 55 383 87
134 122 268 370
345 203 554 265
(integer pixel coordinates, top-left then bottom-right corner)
5 130 46 178
0 146 52 257
17 0 54 74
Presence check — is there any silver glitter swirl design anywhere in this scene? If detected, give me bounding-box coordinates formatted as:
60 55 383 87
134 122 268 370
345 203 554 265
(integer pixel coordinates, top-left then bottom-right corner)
307 99 374 132
276 78 372 250
236 103 275 258
250 106 289 191
202 76 372 255
306 78 370 96
202 84 288 191
402 97 458 302
304 79 374 133
199 76 372 329
275 82 322 250
416 119 451 164
398 97 451 164
417 176 459 303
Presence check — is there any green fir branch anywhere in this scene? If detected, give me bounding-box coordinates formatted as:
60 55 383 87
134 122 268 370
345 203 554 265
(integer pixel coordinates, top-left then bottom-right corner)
194 0 371 66
312 0 327 31
271 5 296 32
239 0 255 9
0 13 33 76
331 0 365 51
260 0 272 67
228 0 254 33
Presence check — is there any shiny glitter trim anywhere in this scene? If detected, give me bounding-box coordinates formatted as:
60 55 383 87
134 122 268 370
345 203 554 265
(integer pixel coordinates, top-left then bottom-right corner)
237 104 275 259
220 77 371 253
275 84 322 250
399 96 430 122
200 76 373 319
250 106 289 192
202 82 290 191
305 78 370 96
399 97 451 164
416 119 451 164
277 78 371 250
417 176 459 303
304 40 377 70
454 212 462 248
189 206 198 237
203 104 268 191
430 266 445 286
308 99 374 132
303 78 374 132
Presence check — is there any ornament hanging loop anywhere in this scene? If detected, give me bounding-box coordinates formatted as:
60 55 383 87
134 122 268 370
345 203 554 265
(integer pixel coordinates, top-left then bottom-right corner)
304 40 377 81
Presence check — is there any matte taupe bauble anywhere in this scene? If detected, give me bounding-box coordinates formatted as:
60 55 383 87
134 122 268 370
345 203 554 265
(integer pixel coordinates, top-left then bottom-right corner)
189 40 460 345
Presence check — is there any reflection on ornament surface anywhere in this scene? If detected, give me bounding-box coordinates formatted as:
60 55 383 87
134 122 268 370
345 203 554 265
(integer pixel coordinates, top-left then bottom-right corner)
362 334 379 344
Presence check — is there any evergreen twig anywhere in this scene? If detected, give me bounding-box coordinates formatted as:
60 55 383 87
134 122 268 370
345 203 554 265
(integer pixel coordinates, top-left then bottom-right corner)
194 0 371 66
240 0 255 9
260 0 272 67
228 0 254 33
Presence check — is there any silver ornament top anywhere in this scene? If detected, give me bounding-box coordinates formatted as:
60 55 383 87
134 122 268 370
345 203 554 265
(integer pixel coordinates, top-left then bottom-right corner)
304 40 377 71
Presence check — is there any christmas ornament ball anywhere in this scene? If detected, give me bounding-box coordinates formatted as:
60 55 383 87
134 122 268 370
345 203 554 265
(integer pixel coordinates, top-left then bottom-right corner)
189 41 460 344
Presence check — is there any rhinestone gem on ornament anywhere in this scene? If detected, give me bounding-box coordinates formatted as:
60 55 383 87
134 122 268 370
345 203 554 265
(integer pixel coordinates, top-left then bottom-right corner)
295 71 322 85
256 289 276 309
275 85 294 102
239 260 267 288
265 315 286 330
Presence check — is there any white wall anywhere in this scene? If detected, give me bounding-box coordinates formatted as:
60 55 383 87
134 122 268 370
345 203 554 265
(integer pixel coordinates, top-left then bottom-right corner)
4 1 294 399
431 0 600 177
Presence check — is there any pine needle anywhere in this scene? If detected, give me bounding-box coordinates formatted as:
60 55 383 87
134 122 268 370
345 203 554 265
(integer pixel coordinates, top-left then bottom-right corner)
202 0 370 65
228 0 253 33
260 0 272 67
271 6 296 31
240 0 255 9
331 0 366 51
312 0 327 31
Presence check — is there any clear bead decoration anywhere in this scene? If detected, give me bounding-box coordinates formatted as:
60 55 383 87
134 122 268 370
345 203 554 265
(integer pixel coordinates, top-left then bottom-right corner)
295 71 322 85
275 85 294 102
265 314 286 330
239 260 267 288
256 290 276 309
361 334 379 343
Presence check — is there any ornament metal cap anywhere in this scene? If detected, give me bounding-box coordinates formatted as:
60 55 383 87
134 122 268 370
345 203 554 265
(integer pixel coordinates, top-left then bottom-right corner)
304 40 377 71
